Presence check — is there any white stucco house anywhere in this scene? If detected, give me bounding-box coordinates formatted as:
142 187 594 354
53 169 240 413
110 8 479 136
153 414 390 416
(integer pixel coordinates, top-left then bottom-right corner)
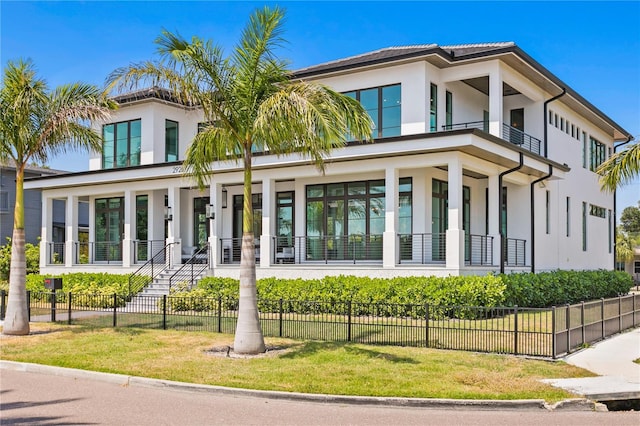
25 42 633 282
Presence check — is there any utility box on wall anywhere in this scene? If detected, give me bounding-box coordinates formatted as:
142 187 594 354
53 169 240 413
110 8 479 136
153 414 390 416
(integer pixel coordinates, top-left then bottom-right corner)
44 277 63 290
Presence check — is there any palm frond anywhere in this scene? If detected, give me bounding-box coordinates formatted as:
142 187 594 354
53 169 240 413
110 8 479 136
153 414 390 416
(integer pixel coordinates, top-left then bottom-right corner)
598 141 640 191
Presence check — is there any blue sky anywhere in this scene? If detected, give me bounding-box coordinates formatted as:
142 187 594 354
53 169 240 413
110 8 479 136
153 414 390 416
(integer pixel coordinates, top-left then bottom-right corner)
1 0 638 211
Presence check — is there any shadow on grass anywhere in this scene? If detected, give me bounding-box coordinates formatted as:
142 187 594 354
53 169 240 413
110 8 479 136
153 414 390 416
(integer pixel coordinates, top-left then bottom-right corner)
280 341 419 364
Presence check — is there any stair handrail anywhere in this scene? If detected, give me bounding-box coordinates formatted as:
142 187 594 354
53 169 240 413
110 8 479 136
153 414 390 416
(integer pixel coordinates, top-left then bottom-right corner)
168 244 209 293
128 243 176 296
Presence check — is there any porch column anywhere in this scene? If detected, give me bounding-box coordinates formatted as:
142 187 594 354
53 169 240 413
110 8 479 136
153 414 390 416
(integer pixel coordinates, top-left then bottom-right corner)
122 190 135 267
40 196 53 268
260 178 274 268
446 157 464 270
383 167 398 268
208 183 220 268
64 196 78 267
166 186 181 268
488 67 503 138
487 174 501 266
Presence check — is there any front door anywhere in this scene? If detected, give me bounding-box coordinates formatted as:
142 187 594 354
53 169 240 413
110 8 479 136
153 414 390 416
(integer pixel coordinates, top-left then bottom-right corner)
431 180 447 261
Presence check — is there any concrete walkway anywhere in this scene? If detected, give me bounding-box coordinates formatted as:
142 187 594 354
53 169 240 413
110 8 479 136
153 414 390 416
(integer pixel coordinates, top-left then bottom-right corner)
542 328 640 401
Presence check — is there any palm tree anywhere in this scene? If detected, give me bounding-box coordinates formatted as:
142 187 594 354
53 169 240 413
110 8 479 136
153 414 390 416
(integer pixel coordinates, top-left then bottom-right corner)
108 6 373 354
598 141 639 191
0 60 115 335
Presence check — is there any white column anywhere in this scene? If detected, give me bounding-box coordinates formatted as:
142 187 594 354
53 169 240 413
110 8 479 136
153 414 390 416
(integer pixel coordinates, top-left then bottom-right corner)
260 178 274 268
488 67 503 138
208 183 219 268
383 167 398 268
446 157 464 270
122 190 135 267
167 186 181 267
40 197 53 269
487 174 501 266
64 196 78 267
88 197 95 263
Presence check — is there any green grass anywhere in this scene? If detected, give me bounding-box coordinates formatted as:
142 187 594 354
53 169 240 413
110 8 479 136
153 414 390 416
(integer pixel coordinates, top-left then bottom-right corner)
1 323 593 402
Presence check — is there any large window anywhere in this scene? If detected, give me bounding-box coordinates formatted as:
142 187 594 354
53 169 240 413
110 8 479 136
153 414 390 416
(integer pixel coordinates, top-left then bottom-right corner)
165 120 179 162
95 197 124 261
589 137 606 171
430 83 438 132
344 84 401 138
102 119 141 169
305 180 388 260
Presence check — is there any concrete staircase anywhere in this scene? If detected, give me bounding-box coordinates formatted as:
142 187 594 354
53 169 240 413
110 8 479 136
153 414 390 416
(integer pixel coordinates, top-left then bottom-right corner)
125 264 209 311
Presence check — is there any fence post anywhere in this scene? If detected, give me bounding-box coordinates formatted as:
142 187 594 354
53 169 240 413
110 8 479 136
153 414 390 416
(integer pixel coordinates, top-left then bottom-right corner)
619 296 622 334
0 290 5 320
162 295 167 330
68 292 72 325
50 289 57 322
551 306 556 359
565 304 570 354
580 301 585 346
513 305 518 356
425 303 430 348
347 300 352 342
217 296 222 333
601 298 605 339
27 290 31 321
113 293 117 327
279 298 283 338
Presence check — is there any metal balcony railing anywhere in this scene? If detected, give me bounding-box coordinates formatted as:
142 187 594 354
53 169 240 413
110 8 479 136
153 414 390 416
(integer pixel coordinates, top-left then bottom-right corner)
465 234 494 266
504 238 526 266
397 233 446 264
442 121 542 156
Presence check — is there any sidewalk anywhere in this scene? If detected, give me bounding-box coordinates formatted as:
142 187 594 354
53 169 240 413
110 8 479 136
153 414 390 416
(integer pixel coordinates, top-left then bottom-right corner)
542 328 640 401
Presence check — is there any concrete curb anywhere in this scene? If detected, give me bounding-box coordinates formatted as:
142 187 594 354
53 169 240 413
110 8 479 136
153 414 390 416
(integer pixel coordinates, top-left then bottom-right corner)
0 360 601 412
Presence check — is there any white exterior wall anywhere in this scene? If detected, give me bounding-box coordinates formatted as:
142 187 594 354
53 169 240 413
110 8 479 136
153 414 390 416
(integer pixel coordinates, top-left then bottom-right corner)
34 51 624 277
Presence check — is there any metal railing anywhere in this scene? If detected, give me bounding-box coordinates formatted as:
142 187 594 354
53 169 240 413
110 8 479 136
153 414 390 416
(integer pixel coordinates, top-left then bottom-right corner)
293 235 383 264
133 240 166 264
465 234 494 266
397 233 446 264
47 242 65 265
10 291 639 358
442 121 542 156
504 238 526 266
75 241 122 264
128 243 175 295
169 244 210 292
501 123 541 155
220 238 259 264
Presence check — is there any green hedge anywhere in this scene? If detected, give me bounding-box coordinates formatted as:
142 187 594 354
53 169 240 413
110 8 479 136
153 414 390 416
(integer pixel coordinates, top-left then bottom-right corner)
501 270 632 308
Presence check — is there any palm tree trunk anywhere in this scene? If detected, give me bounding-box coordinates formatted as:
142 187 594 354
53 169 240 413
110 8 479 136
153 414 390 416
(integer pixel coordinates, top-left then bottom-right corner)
233 150 265 354
3 169 29 335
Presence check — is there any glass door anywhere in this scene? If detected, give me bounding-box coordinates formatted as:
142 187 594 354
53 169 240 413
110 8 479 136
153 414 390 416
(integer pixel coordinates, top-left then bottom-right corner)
431 180 447 262
95 197 124 262
193 197 210 247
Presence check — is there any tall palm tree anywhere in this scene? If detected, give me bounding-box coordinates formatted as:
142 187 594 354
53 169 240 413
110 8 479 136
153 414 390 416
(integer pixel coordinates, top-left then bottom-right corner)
0 59 115 335
598 141 639 191
108 6 373 353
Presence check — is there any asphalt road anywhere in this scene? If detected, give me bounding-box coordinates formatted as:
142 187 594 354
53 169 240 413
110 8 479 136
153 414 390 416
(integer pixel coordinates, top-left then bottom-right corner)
1 369 639 426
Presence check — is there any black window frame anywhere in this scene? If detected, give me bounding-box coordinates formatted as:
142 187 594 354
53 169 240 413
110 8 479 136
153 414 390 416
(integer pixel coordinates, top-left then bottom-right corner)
165 119 179 162
343 83 401 139
102 118 141 169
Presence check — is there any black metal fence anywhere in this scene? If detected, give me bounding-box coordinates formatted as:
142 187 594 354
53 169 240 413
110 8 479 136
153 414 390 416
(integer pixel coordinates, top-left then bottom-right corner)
1 291 637 358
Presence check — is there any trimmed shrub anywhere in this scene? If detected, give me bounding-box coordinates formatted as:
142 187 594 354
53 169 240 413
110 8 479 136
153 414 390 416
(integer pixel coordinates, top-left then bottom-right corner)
502 270 633 307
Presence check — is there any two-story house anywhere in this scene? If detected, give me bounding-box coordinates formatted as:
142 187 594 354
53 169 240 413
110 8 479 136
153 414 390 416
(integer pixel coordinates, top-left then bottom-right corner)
25 42 633 281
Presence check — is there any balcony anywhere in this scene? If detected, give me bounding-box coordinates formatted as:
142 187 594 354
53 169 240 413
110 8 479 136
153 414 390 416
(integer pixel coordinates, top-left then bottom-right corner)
442 122 542 156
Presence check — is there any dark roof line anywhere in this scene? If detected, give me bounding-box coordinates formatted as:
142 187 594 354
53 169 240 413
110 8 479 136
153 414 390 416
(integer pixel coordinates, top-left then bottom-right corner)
291 43 632 140
111 86 196 107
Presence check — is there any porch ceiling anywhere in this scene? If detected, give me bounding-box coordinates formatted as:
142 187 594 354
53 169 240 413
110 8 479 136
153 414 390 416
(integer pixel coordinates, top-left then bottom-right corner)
462 77 520 97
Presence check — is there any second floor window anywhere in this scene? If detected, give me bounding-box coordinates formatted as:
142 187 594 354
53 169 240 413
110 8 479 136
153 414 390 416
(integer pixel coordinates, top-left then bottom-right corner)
102 119 141 169
430 83 437 132
344 84 401 139
589 137 606 172
165 120 179 162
